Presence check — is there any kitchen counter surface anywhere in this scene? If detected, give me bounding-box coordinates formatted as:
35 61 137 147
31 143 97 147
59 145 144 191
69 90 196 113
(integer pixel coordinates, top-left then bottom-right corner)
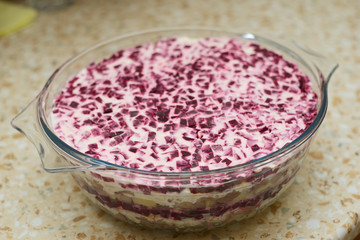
1 0 360 239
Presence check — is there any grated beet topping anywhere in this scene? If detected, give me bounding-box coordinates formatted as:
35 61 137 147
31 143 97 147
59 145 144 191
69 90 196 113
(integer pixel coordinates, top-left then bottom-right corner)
51 37 318 172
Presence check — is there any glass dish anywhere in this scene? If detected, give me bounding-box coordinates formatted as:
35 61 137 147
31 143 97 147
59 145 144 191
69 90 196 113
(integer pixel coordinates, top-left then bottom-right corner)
11 27 338 232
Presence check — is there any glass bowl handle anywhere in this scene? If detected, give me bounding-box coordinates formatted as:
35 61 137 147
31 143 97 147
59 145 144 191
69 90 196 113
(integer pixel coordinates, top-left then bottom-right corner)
292 41 339 85
11 97 97 173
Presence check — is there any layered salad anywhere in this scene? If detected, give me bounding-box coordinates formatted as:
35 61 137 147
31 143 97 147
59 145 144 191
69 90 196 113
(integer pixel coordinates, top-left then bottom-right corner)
51 36 318 230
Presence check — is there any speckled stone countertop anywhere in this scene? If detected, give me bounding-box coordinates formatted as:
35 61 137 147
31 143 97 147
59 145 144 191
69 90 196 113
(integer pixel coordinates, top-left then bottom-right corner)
1 0 360 239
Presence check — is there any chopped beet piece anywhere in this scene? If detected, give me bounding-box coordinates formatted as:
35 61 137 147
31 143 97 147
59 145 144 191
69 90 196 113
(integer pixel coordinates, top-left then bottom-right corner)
144 163 154 169
156 109 170 122
188 118 196 128
129 147 137 153
251 144 260 152
149 121 156 128
109 131 123 138
150 153 159 159
228 119 239 127
104 108 113 114
183 135 194 141
297 75 307 92
190 160 199 167
95 96 103 103
181 151 191 157
180 119 187 127
88 143 98 149
186 110 197 116
222 158 232 166
186 100 198 106
214 156 222 163
84 150 97 155
200 166 209 171
264 89 271 95
234 139 241 145
69 101 79 108
164 123 175 132
129 111 139 117
206 117 216 128
202 145 212 153
91 128 101 136
158 144 169 151
165 136 174 144
129 163 139 169
83 119 94 125
170 150 179 158
174 105 183 114
134 96 142 102
148 131 156 141
259 126 269 133
176 160 190 171
205 152 214 160
192 153 201 161
135 115 145 121
133 120 140 127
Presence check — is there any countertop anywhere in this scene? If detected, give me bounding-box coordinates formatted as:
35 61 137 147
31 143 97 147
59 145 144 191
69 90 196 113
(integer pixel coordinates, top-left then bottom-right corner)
1 0 360 239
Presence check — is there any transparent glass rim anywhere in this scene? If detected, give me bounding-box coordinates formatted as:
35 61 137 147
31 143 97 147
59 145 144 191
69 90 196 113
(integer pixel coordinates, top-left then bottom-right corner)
37 27 329 176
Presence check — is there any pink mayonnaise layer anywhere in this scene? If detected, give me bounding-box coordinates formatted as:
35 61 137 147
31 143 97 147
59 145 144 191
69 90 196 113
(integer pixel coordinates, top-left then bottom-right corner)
51 37 317 172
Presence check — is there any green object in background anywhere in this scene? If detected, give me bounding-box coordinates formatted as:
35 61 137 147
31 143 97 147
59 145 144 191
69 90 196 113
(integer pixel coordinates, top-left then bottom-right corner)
0 1 37 37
